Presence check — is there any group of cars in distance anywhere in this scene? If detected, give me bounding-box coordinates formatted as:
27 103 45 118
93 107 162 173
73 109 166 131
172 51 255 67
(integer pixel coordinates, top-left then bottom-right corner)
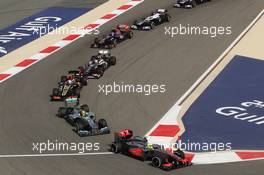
49 3 212 170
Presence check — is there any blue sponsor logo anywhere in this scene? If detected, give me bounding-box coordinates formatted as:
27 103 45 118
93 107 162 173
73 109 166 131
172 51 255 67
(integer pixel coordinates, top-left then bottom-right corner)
0 7 90 57
181 56 264 151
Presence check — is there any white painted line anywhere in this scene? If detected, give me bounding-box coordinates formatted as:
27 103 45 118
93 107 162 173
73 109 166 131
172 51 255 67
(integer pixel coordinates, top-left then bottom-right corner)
53 40 71 47
0 152 113 158
0 0 145 83
176 9 264 106
192 152 241 164
145 9 264 164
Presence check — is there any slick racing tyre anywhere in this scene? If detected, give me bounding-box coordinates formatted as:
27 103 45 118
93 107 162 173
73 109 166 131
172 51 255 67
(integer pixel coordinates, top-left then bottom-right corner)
98 119 107 129
174 149 185 159
150 22 155 29
74 88 81 98
75 119 85 131
57 107 67 118
128 31 133 39
52 88 59 96
111 143 121 153
110 56 117 66
80 77 87 86
97 67 104 77
152 156 163 168
61 76 67 82
192 0 197 7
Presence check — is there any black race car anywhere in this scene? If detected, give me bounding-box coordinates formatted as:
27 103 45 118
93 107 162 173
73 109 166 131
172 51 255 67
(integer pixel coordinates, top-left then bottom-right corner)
91 24 133 49
131 9 170 30
50 75 83 101
151 149 192 171
174 0 211 8
110 129 161 161
78 50 116 79
57 103 110 137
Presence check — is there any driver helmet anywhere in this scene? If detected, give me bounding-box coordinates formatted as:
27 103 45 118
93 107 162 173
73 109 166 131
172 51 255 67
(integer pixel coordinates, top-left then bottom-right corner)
67 79 73 85
80 110 86 117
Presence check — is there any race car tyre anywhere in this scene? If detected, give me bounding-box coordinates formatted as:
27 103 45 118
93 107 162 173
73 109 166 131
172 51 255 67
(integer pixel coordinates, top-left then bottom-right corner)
57 107 67 118
165 15 170 22
110 143 121 153
80 104 89 112
97 67 104 77
78 66 85 72
150 22 155 29
152 156 163 168
128 31 133 39
98 119 107 129
75 119 84 131
74 88 81 98
90 114 96 122
91 38 99 48
80 77 87 86
192 0 197 7
110 56 117 66
109 39 117 49
61 76 67 82
52 88 59 96
174 149 185 159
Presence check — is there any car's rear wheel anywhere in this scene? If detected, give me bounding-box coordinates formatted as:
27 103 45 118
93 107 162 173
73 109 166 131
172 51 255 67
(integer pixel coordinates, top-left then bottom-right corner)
174 149 185 159
80 77 87 86
57 107 67 118
128 31 133 39
74 88 81 98
61 76 67 82
97 66 104 78
150 22 155 29
110 56 116 66
192 0 197 7
98 119 107 129
52 88 59 96
75 119 84 131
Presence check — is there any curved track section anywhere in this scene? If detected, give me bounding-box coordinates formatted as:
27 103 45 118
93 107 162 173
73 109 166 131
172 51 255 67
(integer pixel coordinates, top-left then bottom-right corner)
0 0 264 174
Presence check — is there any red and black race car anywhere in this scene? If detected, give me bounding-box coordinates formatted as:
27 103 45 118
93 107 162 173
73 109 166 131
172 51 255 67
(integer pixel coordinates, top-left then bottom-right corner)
110 129 161 161
91 24 133 49
110 129 192 171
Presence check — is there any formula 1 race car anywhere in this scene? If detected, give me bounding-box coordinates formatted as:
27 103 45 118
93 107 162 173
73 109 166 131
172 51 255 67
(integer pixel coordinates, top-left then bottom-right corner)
110 129 161 161
110 129 192 170
151 149 192 171
174 0 211 8
91 24 133 49
57 103 110 137
50 74 84 101
78 50 116 79
131 9 170 30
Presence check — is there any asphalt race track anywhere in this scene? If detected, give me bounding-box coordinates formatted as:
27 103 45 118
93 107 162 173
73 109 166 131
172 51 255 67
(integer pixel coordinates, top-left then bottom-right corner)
0 0 264 174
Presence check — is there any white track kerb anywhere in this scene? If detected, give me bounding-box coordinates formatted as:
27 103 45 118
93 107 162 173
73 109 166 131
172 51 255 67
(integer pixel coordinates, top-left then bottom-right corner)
146 9 264 164
0 0 144 83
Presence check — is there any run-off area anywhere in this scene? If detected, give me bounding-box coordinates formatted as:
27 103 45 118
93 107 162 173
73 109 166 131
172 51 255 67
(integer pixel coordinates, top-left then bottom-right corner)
180 55 264 152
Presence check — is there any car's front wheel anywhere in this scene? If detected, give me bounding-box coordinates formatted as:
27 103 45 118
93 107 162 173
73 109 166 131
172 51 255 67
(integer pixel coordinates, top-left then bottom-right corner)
111 143 121 153
152 156 162 168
